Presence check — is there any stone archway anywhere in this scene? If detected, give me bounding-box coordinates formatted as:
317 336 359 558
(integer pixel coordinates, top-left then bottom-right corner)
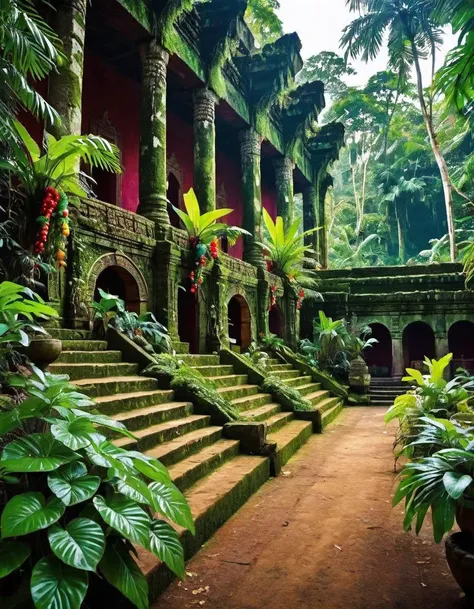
403 321 436 370
178 284 199 353
364 323 393 377
448 320 474 374
228 294 251 351
88 253 148 314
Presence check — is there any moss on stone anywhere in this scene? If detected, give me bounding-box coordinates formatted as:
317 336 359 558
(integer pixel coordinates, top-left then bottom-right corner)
261 376 313 412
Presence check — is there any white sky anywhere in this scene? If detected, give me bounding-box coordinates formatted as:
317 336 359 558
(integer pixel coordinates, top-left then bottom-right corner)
277 0 458 88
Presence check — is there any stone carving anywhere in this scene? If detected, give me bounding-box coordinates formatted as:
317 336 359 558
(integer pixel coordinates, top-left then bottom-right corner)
86 252 149 305
79 198 155 241
193 88 217 124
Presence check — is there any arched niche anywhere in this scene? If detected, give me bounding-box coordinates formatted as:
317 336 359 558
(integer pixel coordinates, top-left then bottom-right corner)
178 284 199 353
403 321 435 370
228 294 252 352
364 323 393 377
269 304 284 338
448 320 474 374
88 253 148 314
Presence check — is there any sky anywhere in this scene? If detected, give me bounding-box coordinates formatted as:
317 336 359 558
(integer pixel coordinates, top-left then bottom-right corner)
277 0 458 88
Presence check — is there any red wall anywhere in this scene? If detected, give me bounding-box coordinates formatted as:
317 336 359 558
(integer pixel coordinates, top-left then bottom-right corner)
216 150 243 259
82 51 140 212
262 183 277 221
167 111 194 206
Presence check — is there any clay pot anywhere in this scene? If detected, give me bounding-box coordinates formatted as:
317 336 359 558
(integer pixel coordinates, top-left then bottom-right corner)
445 532 474 600
456 504 474 537
349 355 370 394
23 337 62 369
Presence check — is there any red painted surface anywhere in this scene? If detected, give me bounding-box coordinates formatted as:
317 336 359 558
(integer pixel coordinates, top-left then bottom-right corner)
82 51 140 212
262 183 277 221
216 150 243 259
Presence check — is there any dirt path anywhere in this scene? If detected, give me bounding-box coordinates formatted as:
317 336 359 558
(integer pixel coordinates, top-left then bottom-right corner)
155 407 465 609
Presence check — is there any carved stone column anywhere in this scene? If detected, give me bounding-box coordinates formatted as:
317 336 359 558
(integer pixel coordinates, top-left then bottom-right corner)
435 332 449 361
391 334 404 377
273 157 295 229
239 128 264 268
138 42 170 231
194 88 217 214
48 0 87 138
302 184 319 263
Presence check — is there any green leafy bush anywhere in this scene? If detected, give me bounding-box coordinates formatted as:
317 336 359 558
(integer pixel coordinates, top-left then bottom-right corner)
0 367 193 609
261 376 313 412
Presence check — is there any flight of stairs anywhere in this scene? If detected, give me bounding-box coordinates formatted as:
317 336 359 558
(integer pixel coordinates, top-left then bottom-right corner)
369 377 408 406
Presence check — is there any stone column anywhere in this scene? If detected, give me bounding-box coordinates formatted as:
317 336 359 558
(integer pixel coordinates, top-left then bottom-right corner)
302 184 319 263
435 332 449 360
239 128 264 267
274 157 295 229
48 0 87 138
318 175 331 268
137 41 170 231
194 88 217 214
391 334 404 377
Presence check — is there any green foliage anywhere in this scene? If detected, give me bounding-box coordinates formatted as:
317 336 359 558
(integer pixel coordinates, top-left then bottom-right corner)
244 0 283 46
0 367 193 608
261 376 313 412
297 51 356 100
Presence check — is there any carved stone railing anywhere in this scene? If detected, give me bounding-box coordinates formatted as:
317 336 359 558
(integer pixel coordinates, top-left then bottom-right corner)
78 198 156 244
168 225 189 250
219 252 258 280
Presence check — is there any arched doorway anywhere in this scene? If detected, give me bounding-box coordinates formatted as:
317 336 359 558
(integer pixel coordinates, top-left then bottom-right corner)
448 321 474 374
228 295 251 351
94 265 140 313
269 304 283 337
167 172 181 229
364 323 392 377
178 286 198 353
403 321 436 370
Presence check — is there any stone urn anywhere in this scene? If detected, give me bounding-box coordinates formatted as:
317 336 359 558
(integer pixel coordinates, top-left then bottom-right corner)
445 532 474 600
457 504 474 537
349 355 370 394
23 336 62 369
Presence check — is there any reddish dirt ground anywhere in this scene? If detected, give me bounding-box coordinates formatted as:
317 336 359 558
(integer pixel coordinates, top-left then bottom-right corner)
155 407 467 609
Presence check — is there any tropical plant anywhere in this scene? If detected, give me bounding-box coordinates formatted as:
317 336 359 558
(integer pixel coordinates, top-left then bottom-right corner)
0 367 193 608
173 188 249 292
345 323 378 359
91 289 125 333
299 338 319 367
312 310 346 370
244 0 283 46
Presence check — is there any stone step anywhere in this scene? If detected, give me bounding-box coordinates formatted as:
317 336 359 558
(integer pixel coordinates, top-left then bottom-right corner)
48 328 93 340
370 400 396 406
268 363 294 371
112 401 194 431
76 375 159 398
192 365 234 378
114 415 211 452
146 426 223 467
240 403 282 421
167 439 240 492
172 342 189 354
306 389 331 407
208 374 248 388
270 369 301 380
268 420 313 466
231 392 273 412
265 411 294 433
315 396 341 414
56 350 122 364
370 391 404 398
284 375 312 388
95 389 175 416
294 382 322 396
61 340 108 351
49 362 138 380
178 354 220 366
217 384 259 401
321 401 344 429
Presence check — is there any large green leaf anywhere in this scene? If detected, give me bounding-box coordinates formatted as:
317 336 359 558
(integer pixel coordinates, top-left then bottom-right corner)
443 471 473 500
48 461 100 506
1 492 65 538
99 539 148 609
147 520 184 579
0 540 31 578
113 470 155 508
31 557 88 609
431 495 456 543
148 482 194 533
1 433 79 472
92 495 150 547
48 518 105 572
183 188 201 227
50 418 96 451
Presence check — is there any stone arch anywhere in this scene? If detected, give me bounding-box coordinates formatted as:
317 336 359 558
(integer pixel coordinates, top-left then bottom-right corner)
448 320 474 373
228 294 252 351
403 321 435 370
364 323 393 377
88 253 148 314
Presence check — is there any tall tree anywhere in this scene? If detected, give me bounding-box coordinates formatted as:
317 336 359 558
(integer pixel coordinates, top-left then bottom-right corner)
244 0 283 46
297 51 356 100
341 0 458 261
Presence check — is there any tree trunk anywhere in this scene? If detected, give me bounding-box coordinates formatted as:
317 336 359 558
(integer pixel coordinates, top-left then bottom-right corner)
410 41 457 261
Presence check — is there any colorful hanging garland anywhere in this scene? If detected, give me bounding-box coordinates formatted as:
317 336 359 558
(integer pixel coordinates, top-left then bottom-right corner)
189 239 219 294
34 186 70 269
296 288 305 310
269 284 277 309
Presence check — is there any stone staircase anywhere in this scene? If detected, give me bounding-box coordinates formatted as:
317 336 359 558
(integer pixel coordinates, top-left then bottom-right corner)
369 377 408 407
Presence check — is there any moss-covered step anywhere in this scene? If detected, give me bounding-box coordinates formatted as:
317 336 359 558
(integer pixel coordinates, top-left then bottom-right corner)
267 369 301 381
208 374 248 388
321 400 344 429
61 340 108 351
49 362 138 380
56 350 122 364
94 389 175 416
172 341 190 354
293 381 322 396
265 411 294 433
114 414 212 452
146 426 224 467
267 419 313 466
192 365 234 377
267 363 294 372
178 354 220 366
231 392 274 412
167 439 240 492
217 383 260 401
239 402 282 421
306 389 332 407
283 375 313 387
47 328 93 340
76 375 159 398
112 401 194 432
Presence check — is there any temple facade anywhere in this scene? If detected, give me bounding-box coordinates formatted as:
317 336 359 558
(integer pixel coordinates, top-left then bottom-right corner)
32 0 344 353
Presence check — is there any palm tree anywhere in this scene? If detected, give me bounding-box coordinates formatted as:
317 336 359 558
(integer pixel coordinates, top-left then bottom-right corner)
341 0 458 261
